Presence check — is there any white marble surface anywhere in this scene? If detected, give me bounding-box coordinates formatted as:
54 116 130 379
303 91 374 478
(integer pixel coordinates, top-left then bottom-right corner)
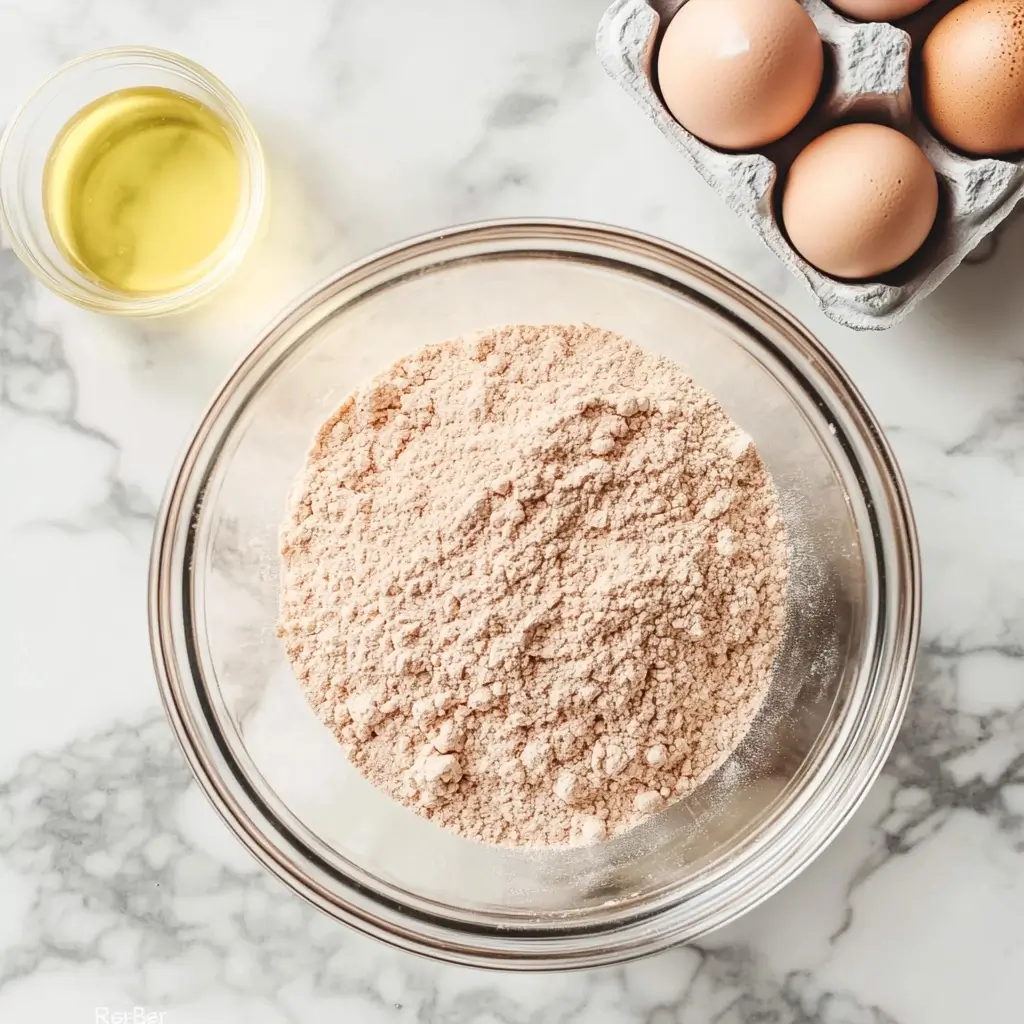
2 0 1024 1020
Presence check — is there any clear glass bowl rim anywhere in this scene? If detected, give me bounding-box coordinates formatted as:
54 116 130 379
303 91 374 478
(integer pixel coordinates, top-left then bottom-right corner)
149 219 921 970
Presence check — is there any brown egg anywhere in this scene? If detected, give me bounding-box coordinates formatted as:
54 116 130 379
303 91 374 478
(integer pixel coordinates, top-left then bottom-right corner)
782 123 939 279
829 0 933 19
922 0 1024 155
657 0 823 150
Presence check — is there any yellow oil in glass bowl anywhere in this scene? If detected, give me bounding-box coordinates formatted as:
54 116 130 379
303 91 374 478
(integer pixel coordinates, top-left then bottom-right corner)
42 85 241 295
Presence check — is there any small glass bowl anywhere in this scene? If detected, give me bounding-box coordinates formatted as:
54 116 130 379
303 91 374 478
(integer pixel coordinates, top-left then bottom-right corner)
150 221 920 969
0 46 267 316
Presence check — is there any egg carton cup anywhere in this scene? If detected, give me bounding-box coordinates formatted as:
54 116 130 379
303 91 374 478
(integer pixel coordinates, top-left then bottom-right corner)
597 0 1024 330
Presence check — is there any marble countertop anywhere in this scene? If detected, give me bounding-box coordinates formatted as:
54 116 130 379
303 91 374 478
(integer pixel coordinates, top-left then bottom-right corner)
2 1 1023 1021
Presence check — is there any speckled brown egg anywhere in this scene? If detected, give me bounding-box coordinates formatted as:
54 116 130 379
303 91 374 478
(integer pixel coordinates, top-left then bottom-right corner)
782 123 939 279
657 0 823 151
922 0 1024 155
829 0 933 20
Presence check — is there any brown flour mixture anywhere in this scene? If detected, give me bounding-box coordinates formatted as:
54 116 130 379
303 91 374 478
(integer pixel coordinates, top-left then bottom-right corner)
279 324 788 847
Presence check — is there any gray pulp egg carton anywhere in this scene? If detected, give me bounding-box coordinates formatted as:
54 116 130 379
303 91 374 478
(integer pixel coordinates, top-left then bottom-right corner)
597 0 1024 330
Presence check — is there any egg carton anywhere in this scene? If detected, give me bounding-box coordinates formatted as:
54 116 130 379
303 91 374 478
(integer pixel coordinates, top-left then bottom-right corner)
596 0 1024 330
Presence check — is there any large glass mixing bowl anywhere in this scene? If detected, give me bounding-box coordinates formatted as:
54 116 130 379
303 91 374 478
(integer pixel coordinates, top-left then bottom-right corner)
150 221 919 969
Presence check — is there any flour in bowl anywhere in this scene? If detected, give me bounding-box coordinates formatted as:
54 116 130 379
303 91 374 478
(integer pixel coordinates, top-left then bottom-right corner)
278 324 788 847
